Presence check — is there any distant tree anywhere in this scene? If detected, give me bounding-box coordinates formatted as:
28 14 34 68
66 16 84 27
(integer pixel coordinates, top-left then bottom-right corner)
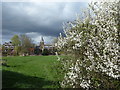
11 35 21 46
20 34 34 55
14 46 21 55
11 35 21 55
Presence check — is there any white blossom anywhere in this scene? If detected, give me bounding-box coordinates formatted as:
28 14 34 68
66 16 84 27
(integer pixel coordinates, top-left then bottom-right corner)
56 1 120 88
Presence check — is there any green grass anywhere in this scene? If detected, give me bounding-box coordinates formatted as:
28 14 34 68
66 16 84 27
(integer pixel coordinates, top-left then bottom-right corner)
2 56 63 88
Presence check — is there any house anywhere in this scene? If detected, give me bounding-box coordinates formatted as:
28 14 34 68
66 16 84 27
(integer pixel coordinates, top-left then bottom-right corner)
2 41 15 55
2 37 56 56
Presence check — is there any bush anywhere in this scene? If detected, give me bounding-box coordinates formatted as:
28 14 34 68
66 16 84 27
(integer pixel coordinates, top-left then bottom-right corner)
42 49 50 55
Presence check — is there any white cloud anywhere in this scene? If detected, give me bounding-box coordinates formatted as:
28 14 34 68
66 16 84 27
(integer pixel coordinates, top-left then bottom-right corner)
2 0 90 2
2 0 117 3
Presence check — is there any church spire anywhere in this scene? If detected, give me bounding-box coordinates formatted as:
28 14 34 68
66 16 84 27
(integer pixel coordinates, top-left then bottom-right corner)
41 37 44 42
40 36 44 51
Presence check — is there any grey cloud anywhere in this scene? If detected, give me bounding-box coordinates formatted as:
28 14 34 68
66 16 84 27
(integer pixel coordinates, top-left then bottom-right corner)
2 2 88 43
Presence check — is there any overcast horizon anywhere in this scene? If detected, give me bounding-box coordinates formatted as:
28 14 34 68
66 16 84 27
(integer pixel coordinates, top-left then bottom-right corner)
2 2 88 45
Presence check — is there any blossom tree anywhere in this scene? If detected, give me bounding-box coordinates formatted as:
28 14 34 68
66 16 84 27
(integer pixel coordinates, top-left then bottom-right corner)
55 1 120 89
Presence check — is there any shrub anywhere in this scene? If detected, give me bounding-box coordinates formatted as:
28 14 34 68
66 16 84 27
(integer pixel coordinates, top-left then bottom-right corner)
42 49 50 55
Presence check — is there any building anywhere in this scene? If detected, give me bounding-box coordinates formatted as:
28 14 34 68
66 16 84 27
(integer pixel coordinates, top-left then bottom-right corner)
2 37 56 56
40 37 45 51
2 41 15 56
39 37 54 50
34 37 55 55
3 41 14 50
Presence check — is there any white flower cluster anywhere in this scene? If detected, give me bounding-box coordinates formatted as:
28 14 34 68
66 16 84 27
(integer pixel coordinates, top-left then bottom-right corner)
56 1 120 88
89 1 120 79
61 59 92 88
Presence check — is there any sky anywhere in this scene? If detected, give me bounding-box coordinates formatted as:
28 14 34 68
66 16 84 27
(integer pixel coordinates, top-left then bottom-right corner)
2 2 88 45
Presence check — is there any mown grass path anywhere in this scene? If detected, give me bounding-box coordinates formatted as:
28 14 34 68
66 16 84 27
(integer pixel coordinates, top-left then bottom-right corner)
2 56 62 88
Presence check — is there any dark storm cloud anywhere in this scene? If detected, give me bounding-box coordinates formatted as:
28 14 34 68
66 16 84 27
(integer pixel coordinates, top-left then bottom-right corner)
2 2 88 43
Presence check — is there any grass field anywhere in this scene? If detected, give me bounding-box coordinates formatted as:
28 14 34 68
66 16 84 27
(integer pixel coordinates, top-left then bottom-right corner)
2 56 63 88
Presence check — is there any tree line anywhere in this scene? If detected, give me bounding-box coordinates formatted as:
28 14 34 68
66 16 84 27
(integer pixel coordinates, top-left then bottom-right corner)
2 34 34 56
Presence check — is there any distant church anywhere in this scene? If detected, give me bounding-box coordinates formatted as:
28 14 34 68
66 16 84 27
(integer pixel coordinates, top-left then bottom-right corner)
39 37 54 50
34 37 55 55
2 37 56 56
40 37 45 51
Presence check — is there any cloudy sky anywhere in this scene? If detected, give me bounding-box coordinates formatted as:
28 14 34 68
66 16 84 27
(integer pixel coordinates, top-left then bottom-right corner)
2 2 88 45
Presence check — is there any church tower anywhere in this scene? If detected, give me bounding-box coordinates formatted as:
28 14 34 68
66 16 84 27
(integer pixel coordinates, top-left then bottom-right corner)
40 37 44 51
